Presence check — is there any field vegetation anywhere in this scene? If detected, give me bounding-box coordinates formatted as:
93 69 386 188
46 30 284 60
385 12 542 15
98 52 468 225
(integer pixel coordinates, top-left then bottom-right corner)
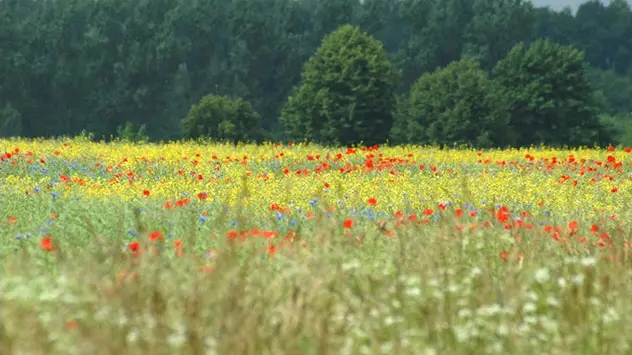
4 1 632 353
1 138 632 354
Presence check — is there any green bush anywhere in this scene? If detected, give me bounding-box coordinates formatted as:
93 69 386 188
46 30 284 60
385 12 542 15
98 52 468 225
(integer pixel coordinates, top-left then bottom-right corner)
600 114 632 147
182 95 262 143
116 122 149 143
390 58 510 148
280 24 399 146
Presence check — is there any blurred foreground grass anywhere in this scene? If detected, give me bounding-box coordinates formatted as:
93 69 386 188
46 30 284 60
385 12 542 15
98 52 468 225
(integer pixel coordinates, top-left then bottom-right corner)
2 202 632 355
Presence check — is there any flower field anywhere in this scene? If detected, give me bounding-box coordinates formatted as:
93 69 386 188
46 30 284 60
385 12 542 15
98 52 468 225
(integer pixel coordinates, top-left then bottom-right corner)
1 138 632 354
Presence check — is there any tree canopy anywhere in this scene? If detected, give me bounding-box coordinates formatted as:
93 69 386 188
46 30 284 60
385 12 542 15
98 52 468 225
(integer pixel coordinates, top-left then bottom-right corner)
2 0 632 147
280 24 398 146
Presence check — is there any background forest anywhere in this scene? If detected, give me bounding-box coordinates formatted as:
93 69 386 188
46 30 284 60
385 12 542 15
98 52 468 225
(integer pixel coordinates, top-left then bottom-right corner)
2 0 632 147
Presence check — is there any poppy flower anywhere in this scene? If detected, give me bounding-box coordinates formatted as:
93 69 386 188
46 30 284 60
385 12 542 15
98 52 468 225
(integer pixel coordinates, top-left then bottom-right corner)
40 237 56 252
128 241 140 252
65 320 78 330
149 231 164 242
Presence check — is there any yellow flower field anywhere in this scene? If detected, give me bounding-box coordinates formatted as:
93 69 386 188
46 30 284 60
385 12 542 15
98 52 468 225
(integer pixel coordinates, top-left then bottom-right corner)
1 138 629 215
1 137 632 355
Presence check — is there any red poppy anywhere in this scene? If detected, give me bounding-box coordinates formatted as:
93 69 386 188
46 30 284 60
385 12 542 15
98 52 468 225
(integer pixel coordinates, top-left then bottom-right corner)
65 320 78 330
495 206 511 223
175 198 191 207
128 241 140 252
149 231 164 242
40 237 56 252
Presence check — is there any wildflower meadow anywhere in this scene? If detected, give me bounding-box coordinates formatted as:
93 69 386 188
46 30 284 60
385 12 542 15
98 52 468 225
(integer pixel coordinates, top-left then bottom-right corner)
2 137 632 354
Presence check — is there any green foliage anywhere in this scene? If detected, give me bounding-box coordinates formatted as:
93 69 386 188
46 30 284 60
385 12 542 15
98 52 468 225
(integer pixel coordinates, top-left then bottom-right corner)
3 0 632 146
600 114 632 147
391 58 510 148
75 129 96 142
393 0 475 90
281 24 399 146
182 95 262 144
574 0 632 74
116 122 149 143
493 39 609 147
463 0 535 70
587 68 632 115
0 103 22 138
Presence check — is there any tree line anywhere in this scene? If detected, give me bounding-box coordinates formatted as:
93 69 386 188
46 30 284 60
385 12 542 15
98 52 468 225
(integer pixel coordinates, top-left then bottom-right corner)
2 0 632 147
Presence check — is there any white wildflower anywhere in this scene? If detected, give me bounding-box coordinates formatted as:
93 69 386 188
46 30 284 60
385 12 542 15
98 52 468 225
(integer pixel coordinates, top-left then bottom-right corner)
342 260 361 271
497 324 509 336
453 325 470 343
546 296 560 308
602 307 620 324
571 274 585 285
557 277 567 289
580 256 597 268
534 268 551 284
126 330 139 344
405 287 421 297
523 302 537 313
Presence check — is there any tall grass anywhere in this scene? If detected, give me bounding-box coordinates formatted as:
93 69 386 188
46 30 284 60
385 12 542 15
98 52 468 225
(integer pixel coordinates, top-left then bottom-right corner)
2 194 631 355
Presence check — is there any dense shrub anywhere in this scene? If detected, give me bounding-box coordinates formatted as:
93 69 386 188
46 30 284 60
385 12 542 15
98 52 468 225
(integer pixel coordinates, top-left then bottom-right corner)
182 95 262 143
